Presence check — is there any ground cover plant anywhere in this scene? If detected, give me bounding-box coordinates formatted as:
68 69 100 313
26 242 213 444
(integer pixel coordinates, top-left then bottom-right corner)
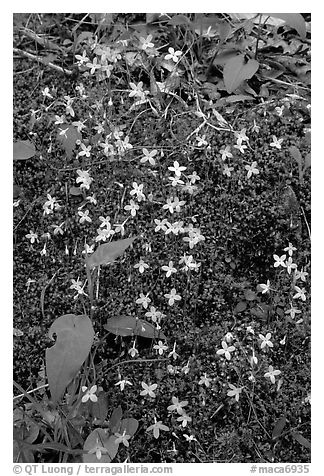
13 13 311 464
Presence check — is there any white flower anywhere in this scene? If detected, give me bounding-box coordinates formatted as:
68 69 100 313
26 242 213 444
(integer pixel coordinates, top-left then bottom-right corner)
270 136 283 149
264 366 281 384
168 161 186 177
198 373 211 388
161 261 177 277
220 145 233 161
293 286 307 301
259 333 273 349
78 209 92 224
227 383 243 402
136 293 151 309
140 382 157 398
153 340 168 355
139 35 154 50
26 231 38 244
165 47 182 62
177 413 192 427
223 164 234 177
115 378 133 391
134 258 149 274
167 396 188 414
259 280 271 294
164 288 181 306
168 342 179 360
273 254 287 268
81 385 98 403
140 148 158 165
130 182 146 201
216 341 235 360
124 200 139 217
245 161 259 179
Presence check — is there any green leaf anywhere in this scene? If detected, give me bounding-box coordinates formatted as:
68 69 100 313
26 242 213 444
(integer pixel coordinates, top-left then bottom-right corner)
86 237 137 269
289 146 303 167
83 429 119 463
272 416 286 439
90 391 109 422
104 316 167 339
13 140 36 160
292 431 311 449
108 407 123 433
265 13 306 39
45 314 94 403
69 186 83 196
244 289 257 301
120 418 139 437
223 55 259 94
234 301 247 314
304 153 311 170
56 124 81 159
168 14 191 26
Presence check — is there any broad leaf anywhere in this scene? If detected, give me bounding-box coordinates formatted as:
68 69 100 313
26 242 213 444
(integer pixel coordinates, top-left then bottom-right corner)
46 314 94 403
86 237 137 269
272 416 286 439
104 316 166 339
234 301 247 314
292 431 311 449
90 391 109 422
69 186 83 196
56 124 81 159
13 140 36 160
289 146 303 167
83 429 119 463
108 406 123 433
223 55 259 94
266 13 306 39
304 153 311 170
120 418 139 437
244 289 257 301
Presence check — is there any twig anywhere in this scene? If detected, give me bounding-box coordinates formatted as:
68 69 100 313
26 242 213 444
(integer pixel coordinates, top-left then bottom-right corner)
13 384 49 401
13 47 73 75
301 206 311 240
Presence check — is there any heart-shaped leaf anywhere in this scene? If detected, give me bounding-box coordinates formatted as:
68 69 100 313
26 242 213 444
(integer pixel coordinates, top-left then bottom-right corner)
90 391 109 422
104 316 167 339
56 124 81 159
272 416 286 439
46 314 94 403
13 140 36 160
86 237 137 269
119 418 139 437
83 429 119 463
292 431 311 449
234 301 247 314
265 13 306 39
223 55 259 94
108 406 123 433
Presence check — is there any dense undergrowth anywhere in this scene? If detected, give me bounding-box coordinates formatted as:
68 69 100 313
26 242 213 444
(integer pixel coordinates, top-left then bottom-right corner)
13 13 310 464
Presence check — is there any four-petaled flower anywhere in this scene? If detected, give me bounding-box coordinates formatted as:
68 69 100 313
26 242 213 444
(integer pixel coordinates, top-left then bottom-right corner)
114 430 131 447
285 257 297 275
223 164 234 177
259 332 273 349
140 382 158 398
177 413 192 427
285 305 301 319
153 340 168 355
139 35 154 50
270 136 283 149
273 254 287 268
26 231 38 244
295 268 308 282
134 258 149 274
81 385 98 403
227 383 243 402
168 161 187 177
165 47 182 63
168 341 179 360
115 378 133 391
245 162 259 179
167 396 188 414
124 200 139 217
216 341 236 360
264 365 281 384
164 288 181 306
87 437 109 460
220 145 233 161
78 209 92 224
136 293 151 309
198 373 211 388
293 286 307 301
146 418 169 439
259 280 271 294
284 242 297 256
140 148 158 165
161 261 177 277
